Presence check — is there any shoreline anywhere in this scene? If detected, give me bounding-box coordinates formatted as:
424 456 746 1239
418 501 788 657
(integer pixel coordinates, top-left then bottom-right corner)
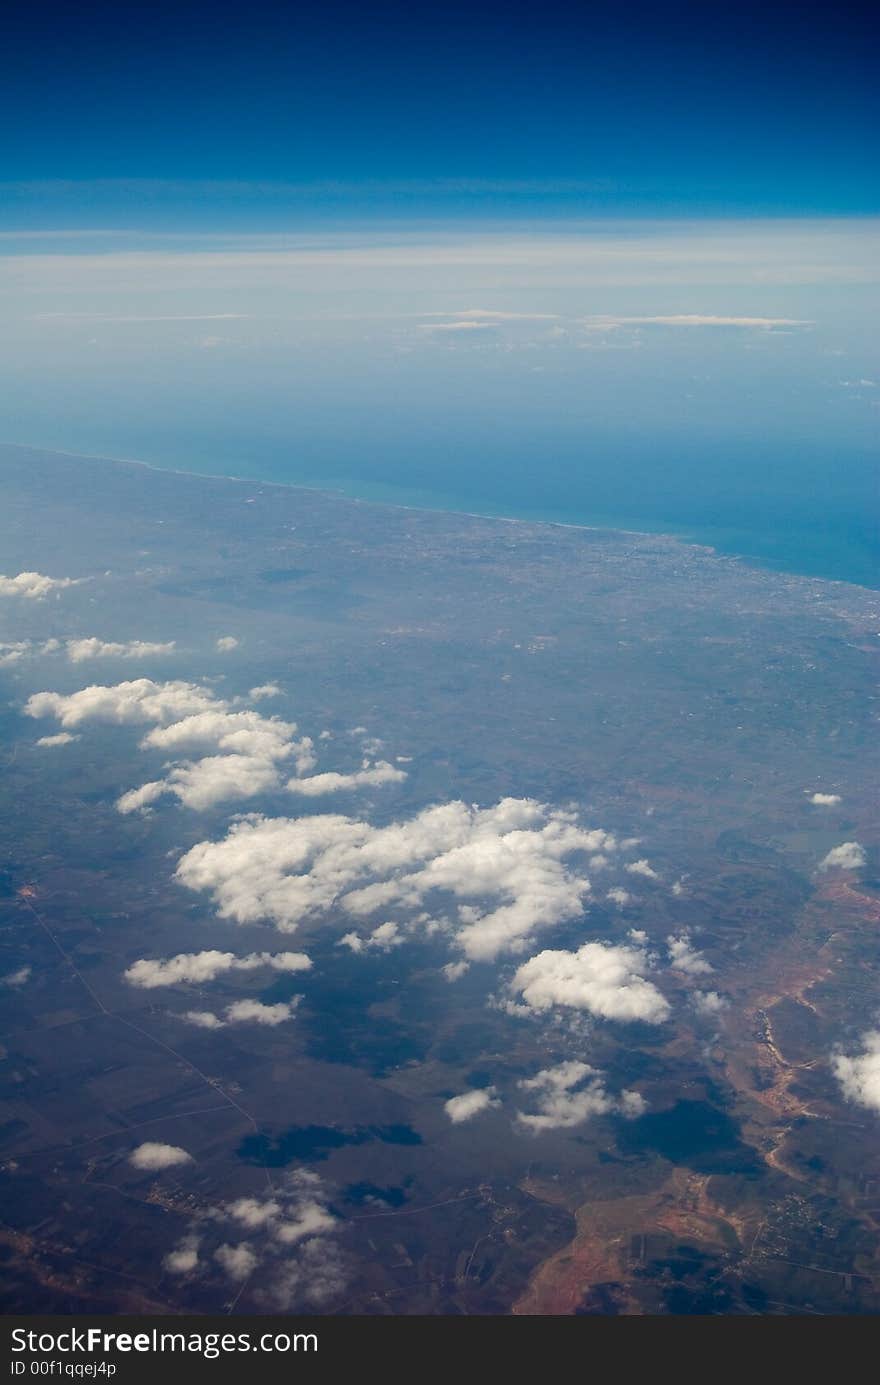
1 439 874 595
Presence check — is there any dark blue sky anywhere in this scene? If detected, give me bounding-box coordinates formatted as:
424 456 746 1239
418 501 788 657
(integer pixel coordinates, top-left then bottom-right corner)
2 0 878 225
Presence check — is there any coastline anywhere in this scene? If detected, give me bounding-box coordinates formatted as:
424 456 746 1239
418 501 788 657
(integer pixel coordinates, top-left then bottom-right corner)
1 438 875 595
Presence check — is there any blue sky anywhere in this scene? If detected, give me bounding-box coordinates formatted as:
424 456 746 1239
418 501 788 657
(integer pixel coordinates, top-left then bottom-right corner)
2 0 878 225
0 2 877 585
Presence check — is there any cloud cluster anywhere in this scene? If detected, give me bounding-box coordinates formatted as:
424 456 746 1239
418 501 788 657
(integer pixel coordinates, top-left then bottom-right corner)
444 1087 500 1124
516 1061 646 1131
807 791 842 806
508 941 670 1023
175 798 618 960
163 1169 346 1307
819 842 866 871
833 1032 880 1114
26 677 397 813
0 571 80 599
129 1142 193 1170
124 948 311 989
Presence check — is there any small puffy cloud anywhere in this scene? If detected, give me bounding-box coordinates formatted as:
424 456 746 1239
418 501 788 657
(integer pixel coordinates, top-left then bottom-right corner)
116 780 167 813
445 1087 500 1124
442 960 469 982
666 933 713 977
182 1010 226 1029
691 990 728 1017
214 1243 257 1279
66 638 176 663
287 760 406 796
0 642 27 664
819 842 866 871
509 941 670 1024
808 792 842 806
129 1142 193 1170
250 684 282 700
833 1032 880 1113
227 1198 281 1229
163 1236 200 1274
516 1061 645 1131
1 965 31 988
338 921 403 953
124 949 311 989
625 859 659 880
224 998 298 1026
26 678 218 728
606 888 631 906
0 571 80 599
176 799 616 960
216 636 239 652
36 732 79 747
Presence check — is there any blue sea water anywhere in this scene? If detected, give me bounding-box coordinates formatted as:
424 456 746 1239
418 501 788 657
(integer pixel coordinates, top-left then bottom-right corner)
11 419 878 591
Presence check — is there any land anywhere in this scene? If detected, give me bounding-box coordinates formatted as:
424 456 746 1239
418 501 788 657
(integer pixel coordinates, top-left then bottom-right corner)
0 443 878 1314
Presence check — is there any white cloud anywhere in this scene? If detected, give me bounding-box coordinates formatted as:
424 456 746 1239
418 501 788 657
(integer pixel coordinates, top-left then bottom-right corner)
115 780 168 813
163 1235 200 1274
27 678 393 814
26 678 219 728
0 641 36 664
124 949 311 988
182 1010 226 1029
692 990 728 1017
581 314 811 330
666 932 713 977
0 571 80 599
516 1061 646 1131
1 965 31 987
442 960 469 982
418 320 493 333
66 638 176 662
819 842 866 871
124 753 284 812
427 309 560 321
250 683 282 700
625 859 659 880
606 887 631 906
129 1142 193 1170
509 941 670 1024
163 1168 341 1301
176 799 616 960
224 998 298 1026
445 1087 500 1123
338 921 403 953
833 1032 880 1114
214 1242 257 1279
216 636 239 652
36 732 79 747
808 792 842 806
287 759 406 796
